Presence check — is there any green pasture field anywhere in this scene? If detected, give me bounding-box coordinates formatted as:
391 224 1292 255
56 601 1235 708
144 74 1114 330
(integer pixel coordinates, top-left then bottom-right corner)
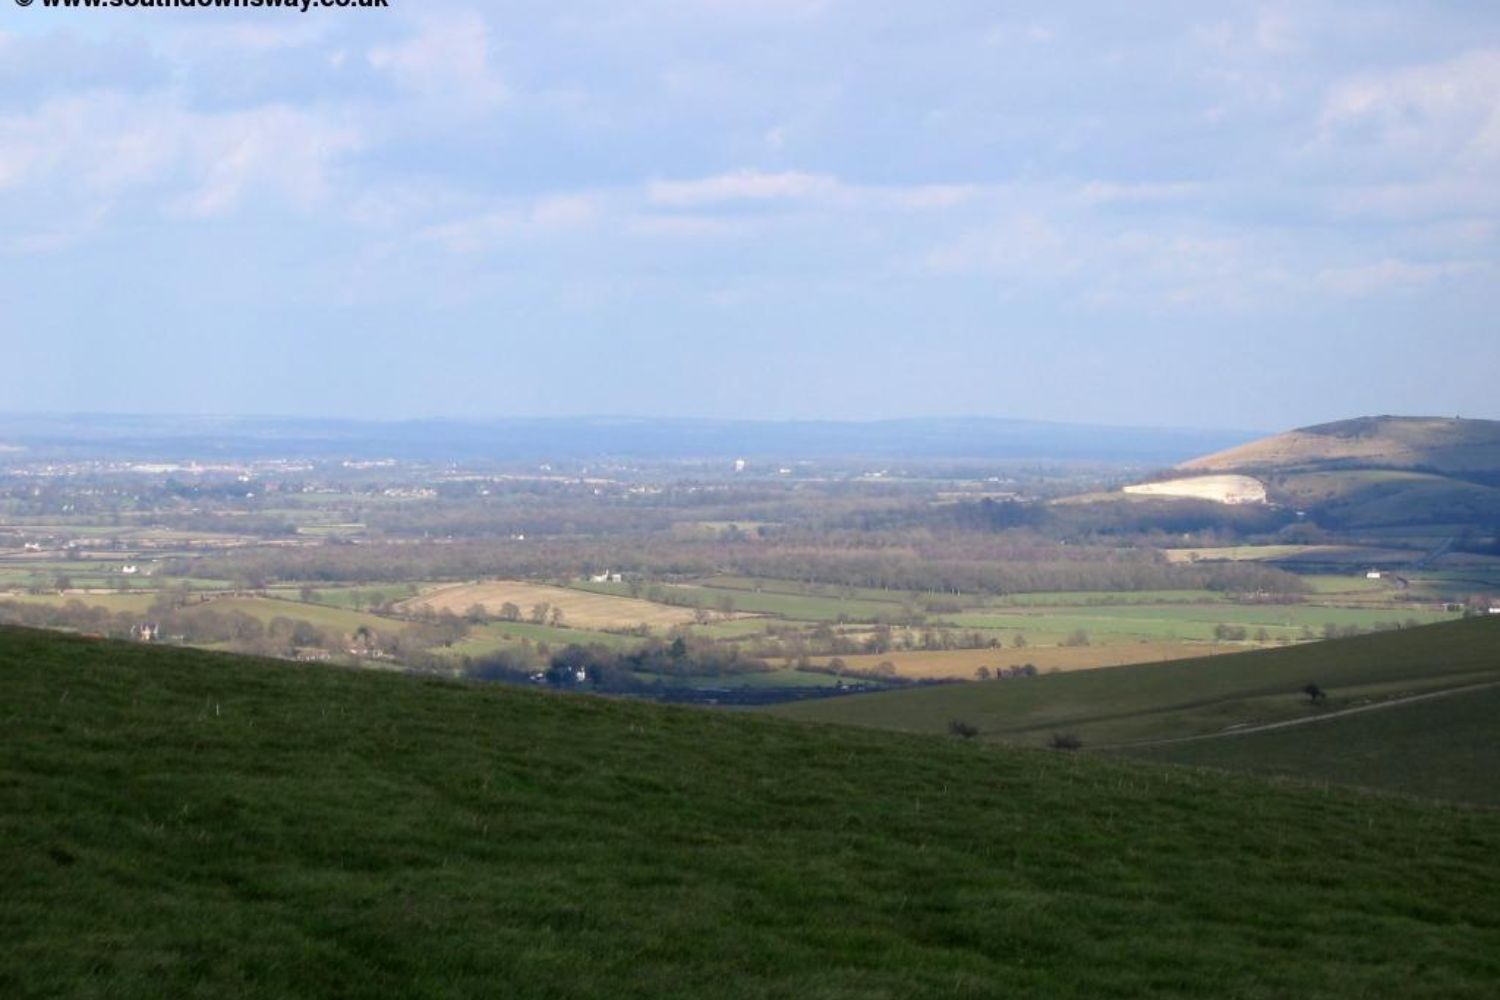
700 576 915 605
669 669 847 690
0 522 129 536
299 584 427 610
939 603 1457 643
985 589 1223 607
1122 684 1500 807
685 617 790 640
448 621 641 658
2 575 238 594
5 626 1500 998
1300 574 1396 595
5 593 160 615
1 575 145 592
197 596 408 637
1408 566 1500 595
575 579 903 623
768 618 1500 756
0 558 126 572
679 587 903 622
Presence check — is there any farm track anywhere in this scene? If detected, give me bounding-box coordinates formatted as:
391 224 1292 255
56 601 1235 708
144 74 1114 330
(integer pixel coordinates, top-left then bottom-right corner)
1095 678 1500 751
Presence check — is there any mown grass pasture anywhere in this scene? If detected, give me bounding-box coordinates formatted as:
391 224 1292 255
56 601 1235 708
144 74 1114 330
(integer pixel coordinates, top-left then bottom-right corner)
938 602 1457 643
4 626 1499 998
198 595 408 638
575 579 903 623
402 580 705 630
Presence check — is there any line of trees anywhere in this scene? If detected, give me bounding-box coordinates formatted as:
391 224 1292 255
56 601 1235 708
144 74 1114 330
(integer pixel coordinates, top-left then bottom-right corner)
168 537 1309 600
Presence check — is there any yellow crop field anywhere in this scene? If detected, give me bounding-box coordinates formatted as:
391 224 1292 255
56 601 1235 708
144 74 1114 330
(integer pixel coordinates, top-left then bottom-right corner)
400 581 706 630
793 641 1242 680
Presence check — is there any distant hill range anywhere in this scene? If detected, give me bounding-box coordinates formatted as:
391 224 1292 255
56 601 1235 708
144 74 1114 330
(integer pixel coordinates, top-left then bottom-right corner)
0 414 1251 465
1130 416 1500 530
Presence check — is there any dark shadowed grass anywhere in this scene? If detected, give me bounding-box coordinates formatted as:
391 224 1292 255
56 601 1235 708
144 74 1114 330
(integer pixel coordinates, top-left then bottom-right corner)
1122 685 1500 806
767 618 1500 759
3 626 1499 998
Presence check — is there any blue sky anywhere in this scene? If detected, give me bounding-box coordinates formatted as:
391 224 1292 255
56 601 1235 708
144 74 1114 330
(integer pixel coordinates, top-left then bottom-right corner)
1 1 1496 430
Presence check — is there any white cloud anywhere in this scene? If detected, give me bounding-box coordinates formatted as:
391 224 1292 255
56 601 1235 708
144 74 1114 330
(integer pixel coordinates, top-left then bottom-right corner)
1309 50 1500 226
647 170 839 206
922 197 1303 311
625 213 760 240
1318 49 1500 171
368 13 508 112
172 105 362 218
166 20 328 56
419 194 601 253
646 169 984 212
0 93 360 224
1075 181 1206 206
1316 258 1491 297
983 22 1055 47
923 213 1078 283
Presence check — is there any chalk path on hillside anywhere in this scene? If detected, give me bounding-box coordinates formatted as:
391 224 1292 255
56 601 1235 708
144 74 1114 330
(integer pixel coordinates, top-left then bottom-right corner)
1094 679 1500 751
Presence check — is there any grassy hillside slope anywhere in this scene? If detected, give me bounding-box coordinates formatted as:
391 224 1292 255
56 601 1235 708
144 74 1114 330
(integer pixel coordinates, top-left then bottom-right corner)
4 627 1500 998
1181 416 1500 480
1157 417 1500 528
1122 685 1500 807
767 619 1500 767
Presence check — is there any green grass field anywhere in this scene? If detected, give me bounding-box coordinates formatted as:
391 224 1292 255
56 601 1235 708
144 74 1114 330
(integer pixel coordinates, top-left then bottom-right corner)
768 618 1500 773
580 573 1459 644
300 584 426 610
698 576 915 604
198 596 408 637
938 603 1457 643
575 579 902 623
449 620 641 657
984 589 1223 606
6 593 160 615
4 626 1499 997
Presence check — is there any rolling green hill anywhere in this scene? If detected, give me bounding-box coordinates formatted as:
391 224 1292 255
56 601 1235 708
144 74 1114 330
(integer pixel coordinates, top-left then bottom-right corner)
768 618 1500 800
4 626 1500 997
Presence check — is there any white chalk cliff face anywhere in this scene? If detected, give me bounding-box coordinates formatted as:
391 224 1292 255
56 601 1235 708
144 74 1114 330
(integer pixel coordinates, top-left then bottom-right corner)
1123 475 1268 505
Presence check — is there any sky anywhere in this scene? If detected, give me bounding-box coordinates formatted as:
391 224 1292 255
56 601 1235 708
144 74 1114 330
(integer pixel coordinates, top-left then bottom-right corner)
0 1 1496 431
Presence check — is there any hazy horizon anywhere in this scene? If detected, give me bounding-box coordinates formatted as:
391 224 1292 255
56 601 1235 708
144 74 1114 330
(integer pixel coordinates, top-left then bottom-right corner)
3 2 1497 428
